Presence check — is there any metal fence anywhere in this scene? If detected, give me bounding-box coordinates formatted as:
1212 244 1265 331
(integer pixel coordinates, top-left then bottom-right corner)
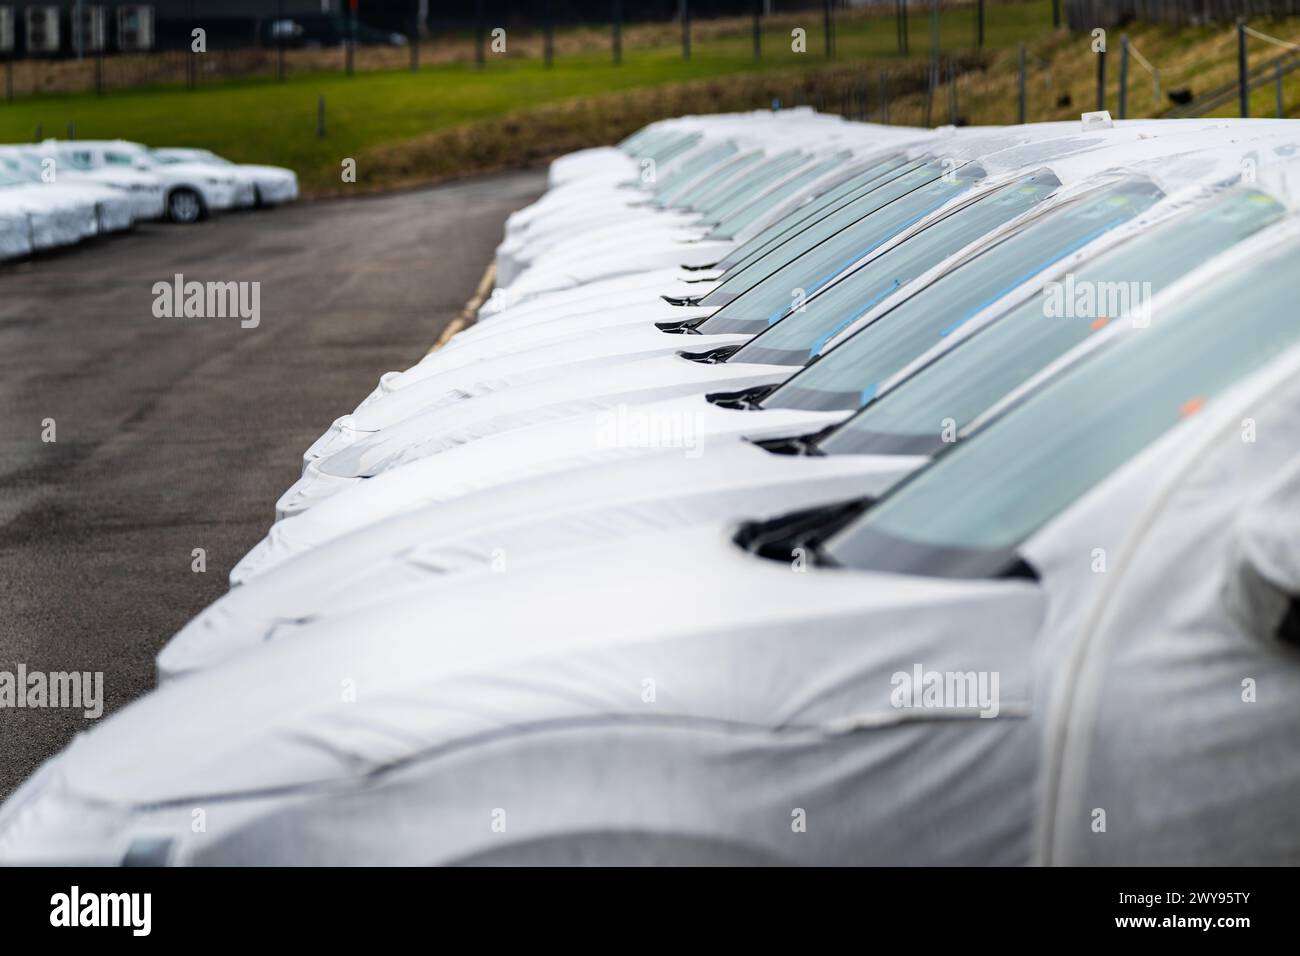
1066 0 1300 29
0 0 1045 99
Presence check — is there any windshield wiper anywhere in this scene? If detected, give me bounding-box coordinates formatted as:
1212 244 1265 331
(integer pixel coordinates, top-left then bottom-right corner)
681 344 742 364
660 294 704 308
751 424 836 456
705 383 777 410
732 495 874 567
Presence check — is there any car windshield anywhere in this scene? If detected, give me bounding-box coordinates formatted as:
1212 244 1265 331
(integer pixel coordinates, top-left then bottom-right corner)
61 150 96 171
653 142 738 204
763 177 1165 410
672 150 765 210
819 187 1288 456
106 150 142 166
696 160 964 330
691 153 811 223
727 171 1061 365
0 157 32 180
640 131 702 168
692 151 808 220
713 155 911 274
820 234 1300 577
707 152 850 239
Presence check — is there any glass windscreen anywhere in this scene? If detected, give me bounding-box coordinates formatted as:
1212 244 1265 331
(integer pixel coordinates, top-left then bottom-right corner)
672 150 764 210
695 152 810 222
821 232 1300 576
763 177 1165 410
708 153 849 239
713 156 911 274
697 161 967 332
699 159 939 314
728 171 1061 365
821 187 1287 456
654 142 739 204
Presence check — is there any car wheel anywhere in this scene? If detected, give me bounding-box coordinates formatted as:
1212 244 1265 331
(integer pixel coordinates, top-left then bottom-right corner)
167 188 204 224
253 185 267 209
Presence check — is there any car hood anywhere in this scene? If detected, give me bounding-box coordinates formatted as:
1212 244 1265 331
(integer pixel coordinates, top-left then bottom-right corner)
166 438 923 680
1 524 1043 864
247 393 846 581
318 351 795 481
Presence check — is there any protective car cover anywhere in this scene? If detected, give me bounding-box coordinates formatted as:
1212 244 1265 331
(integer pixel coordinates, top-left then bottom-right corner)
245 394 848 581
1037 354 1300 865
276 352 794 519
162 438 922 680
0 522 1043 866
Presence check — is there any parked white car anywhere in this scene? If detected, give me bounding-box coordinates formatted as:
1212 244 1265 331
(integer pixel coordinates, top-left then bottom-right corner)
44 139 246 223
0 147 135 235
151 148 299 208
165 174 1292 675
4 225 1300 865
276 122 1285 522
0 165 97 250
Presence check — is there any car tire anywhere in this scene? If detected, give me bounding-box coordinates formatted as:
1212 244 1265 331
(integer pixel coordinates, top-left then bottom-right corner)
167 188 204 224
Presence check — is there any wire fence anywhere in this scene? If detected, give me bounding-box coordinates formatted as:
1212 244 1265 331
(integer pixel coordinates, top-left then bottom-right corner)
0 1 1050 99
1066 0 1300 29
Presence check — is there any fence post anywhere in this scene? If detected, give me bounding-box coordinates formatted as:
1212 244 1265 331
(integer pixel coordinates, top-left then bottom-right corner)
879 69 888 124
316 95 326 137
67 120 75 140
977 0 984 49
753 0 761 62
1096 39 1106 112
1238 18 1249 117
544 0 554 68
824 0 834 59
35 123 43 140
1118 35 1129 118
346 3 356 76
612 0 622 65
1277 58 1285 116
680 0 690 62
929 0 939 77
1052 0 1061 29
1017 42 1026 123
409 12 419 72
278 0 286 81
897 0 909 55
948 59 957 124
475 0 486 68
924 61 935 126
187 0 196 90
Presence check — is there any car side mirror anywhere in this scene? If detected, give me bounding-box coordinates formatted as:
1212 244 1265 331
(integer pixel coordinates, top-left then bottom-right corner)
1222 457 1300 648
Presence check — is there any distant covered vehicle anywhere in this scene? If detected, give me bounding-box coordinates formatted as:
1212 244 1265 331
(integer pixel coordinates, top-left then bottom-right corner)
151 148 298 208
44 140 248 223
0 165 97 251
0 147 135 235
20 144 166 222
6 227 1300 866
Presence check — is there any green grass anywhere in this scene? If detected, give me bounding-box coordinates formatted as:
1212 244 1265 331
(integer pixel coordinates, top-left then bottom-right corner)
0 4 1055 195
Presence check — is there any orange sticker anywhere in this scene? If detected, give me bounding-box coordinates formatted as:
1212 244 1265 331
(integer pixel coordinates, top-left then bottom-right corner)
1090 317 1109 332
1179 397 1206 418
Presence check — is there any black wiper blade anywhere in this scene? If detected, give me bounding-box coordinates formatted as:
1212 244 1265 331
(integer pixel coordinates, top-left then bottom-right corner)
732 496 874 567
660 294 703 308
751 424 836 457
705 383 777 410
680 343 742 364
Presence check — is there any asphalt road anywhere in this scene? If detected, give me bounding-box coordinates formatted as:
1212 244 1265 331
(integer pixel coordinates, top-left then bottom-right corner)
0 170 546 798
